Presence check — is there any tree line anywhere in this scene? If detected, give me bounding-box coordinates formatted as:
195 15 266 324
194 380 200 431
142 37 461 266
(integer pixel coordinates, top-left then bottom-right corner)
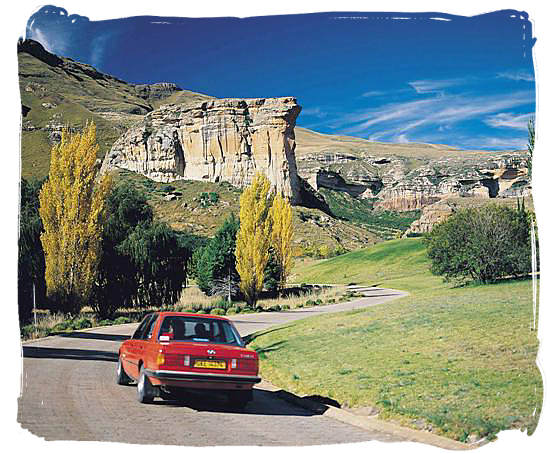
18 124 294 324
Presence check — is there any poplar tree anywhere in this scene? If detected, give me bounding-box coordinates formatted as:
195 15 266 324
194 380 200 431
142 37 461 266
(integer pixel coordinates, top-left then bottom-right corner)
270 193 294 293
39 123 111 314
236 173 273 306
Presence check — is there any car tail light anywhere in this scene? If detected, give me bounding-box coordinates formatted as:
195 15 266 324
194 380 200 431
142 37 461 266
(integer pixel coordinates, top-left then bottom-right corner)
156 352 165 366
231 359 237 369
184 355 190 366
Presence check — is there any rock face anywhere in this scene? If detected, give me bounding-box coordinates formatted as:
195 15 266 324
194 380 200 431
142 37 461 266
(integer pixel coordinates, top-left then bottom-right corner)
405 200 456 235
375 157 529 211
101 97 303 203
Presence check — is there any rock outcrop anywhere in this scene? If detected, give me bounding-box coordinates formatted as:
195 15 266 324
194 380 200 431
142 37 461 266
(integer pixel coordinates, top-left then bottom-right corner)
405 200 456 235
101 97 303 203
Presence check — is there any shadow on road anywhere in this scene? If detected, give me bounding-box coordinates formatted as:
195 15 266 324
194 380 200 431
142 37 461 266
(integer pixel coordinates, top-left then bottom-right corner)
58 332 131 342
356 293 403 298
153 388 324 417
23 346 118 362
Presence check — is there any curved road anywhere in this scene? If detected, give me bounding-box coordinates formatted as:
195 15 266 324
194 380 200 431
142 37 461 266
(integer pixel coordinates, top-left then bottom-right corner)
18 287 407 446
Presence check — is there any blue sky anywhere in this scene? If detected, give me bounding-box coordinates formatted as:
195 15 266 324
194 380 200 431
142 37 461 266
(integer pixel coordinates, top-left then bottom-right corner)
25 6 536 150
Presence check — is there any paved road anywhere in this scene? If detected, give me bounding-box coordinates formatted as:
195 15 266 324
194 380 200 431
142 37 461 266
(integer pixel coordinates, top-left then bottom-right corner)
18 287 407 446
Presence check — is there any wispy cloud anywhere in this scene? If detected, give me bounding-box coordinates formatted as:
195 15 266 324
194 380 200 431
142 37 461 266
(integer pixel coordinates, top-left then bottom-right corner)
301 107 328 118
408 78 468 94
456 136 527 150
30 27 67 55
361 90 385 98
485 112 534 130
497 70 535 82
342 90 533 139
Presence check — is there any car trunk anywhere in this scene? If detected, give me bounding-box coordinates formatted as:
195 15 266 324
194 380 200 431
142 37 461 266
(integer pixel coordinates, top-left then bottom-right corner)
158 342 258 375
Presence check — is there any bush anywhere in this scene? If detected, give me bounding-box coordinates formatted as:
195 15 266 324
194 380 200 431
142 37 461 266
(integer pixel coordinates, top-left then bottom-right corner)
114 316 131 325
424 203 533 284
53 321 72 331
281 304 290 311
98 319 113 326
72 318 92 330
226 308 238 315
196 310 207 314
210 308 226 316
269 304 281 312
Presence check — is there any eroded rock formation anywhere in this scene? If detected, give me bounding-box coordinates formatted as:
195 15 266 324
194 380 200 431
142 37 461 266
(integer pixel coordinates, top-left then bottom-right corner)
101 97 303 203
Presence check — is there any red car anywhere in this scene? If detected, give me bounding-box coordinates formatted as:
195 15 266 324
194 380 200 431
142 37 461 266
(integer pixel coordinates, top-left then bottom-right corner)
116 312 260 407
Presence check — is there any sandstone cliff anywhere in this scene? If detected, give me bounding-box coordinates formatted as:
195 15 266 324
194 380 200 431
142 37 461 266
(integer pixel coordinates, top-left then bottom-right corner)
101 97 303 203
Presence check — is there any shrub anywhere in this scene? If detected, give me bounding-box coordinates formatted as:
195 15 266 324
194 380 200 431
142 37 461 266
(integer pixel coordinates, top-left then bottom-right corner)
72 318 92 330
114 316 131 325
53 321 72 331
281 304 290 311
196 310 207 314
424 203 533 284
210 308 226 316
269 304 281 312
98 319 113 326
226 308 238 315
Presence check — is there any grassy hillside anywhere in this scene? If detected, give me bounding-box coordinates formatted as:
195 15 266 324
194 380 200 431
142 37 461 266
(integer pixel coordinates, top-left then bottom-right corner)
115 170 377 249
252 239 541 442
291 238 438 291
18 39 212 180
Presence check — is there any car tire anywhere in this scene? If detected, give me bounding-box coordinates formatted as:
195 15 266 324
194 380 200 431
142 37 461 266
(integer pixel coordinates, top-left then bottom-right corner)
228 390 253 409
137 367 154 404
116 357 132 385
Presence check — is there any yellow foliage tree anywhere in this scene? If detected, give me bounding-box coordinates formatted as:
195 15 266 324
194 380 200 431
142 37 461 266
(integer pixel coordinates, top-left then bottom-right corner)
39 123 112 313
270 193 294 292
235 173 273 306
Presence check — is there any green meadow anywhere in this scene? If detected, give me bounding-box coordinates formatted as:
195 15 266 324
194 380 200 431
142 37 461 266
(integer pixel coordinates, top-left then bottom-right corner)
250 238 542 442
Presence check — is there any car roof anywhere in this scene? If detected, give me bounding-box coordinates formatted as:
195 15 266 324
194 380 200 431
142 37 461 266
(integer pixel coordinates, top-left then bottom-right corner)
155 311 229 321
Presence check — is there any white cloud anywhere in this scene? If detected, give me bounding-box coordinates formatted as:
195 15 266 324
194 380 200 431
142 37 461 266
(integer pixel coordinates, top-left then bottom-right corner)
408 78 467 94
361 90 385 98
31 27 67 55
485 112 534 130
342 90 534 138
301 107 327 118
497 70 535 82
457 136 527 150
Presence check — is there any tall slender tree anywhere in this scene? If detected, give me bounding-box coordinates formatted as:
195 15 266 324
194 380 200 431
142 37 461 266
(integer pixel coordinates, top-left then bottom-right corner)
39 123 112 314
270 193 294 292
236 173 273 306
527 117 535 177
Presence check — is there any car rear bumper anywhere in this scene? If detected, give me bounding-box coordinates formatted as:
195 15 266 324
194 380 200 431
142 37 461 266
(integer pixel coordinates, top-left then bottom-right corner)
144 368 261 385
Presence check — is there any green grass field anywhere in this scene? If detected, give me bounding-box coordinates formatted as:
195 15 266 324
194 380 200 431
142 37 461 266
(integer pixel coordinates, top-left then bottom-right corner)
251 238 542 442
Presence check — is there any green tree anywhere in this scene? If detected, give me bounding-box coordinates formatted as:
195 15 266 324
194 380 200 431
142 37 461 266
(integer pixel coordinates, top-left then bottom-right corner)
39 124 112 314
424 203 532 284
18 178 47 323
527 117 535 177
89 181 153 318
236 173 273 306
193 214 240 300
119 222 189 307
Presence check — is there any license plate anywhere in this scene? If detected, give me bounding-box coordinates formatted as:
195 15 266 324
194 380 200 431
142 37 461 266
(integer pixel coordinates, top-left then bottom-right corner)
194 360 226 369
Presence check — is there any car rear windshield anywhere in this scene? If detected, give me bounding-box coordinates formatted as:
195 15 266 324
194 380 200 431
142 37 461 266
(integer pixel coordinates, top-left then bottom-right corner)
158 316 244 346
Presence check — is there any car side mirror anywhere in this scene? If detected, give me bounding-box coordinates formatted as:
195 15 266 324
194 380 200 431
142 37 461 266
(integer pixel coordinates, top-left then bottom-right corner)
159 335 171 342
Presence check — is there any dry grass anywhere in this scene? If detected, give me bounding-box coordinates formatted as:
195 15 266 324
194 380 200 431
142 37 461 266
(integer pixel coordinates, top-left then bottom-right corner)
257 286 344 309
177 286 218 310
